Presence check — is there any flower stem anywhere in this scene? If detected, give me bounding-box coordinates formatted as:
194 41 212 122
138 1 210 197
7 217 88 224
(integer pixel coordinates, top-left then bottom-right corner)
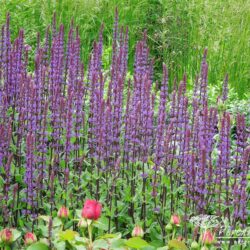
87 222 93 249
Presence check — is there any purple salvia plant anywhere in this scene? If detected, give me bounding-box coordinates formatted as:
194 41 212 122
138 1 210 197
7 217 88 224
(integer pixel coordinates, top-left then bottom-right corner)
152 64 168 197
215 112 231 217
0 10 249 234
232 115 248 227
238 147 250 227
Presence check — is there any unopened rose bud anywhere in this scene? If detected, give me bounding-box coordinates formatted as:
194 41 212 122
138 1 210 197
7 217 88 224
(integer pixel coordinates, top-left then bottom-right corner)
24 232 37 246
170 214 181 226
57 206 69 219
191 241 199 249
132 225 144 238
201 247 209 250
177 236 183 241
165 223 173 232
0 228 13 245
200 230 215 246
78 218 88 228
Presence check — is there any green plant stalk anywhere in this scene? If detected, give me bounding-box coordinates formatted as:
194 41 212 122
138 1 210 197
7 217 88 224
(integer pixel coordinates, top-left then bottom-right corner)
87 223 93 249
172 227 176 240
4 245 12 250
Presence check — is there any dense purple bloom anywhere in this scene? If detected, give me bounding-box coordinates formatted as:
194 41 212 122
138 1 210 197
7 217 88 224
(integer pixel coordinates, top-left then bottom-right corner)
215 112 231 215
0 11 248 232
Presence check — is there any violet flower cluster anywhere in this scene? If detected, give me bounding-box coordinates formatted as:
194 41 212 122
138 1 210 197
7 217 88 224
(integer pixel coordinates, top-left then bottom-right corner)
0 12 249 232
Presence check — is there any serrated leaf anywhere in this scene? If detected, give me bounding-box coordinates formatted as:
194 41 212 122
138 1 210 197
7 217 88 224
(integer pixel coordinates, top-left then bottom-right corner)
12 229 21 241
53 217 63 227
75 245 87 250
168 239 187 250
39 225 49 237
230 245 242 250
93 217 109 231
59 230 78 241
142 247 156 250
126 237 149 249
75 209 82 218
148 158 155 166
0 176 4 186
99 233 121 239
52 241 66 250
27 242 49 250
93 239 109 249
75 236 88 243
38 215 51 223
110 238 127 249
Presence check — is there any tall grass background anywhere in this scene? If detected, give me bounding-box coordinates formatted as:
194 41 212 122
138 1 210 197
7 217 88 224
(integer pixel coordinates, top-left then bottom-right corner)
1 0 249 98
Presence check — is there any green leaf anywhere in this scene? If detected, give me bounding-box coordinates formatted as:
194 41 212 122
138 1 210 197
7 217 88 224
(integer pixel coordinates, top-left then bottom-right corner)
38 215 51 223
12 229 21 241
38 225 49 237
53 217 63 227
142 246 156 250
168 240 187 250
75 246 87 250
230 245 242 250
75 209 82 218
0 176 4 186
75 236 88 243
125 237 149 249
93 217 109 231
99 233 121 239
27 242 50 250
147 158 155 166
110 238 127 249
52 241 66 250
93 239 109 249
59 230 78 241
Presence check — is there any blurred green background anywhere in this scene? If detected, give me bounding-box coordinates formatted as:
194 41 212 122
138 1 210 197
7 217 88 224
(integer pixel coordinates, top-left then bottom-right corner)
1 0 249 98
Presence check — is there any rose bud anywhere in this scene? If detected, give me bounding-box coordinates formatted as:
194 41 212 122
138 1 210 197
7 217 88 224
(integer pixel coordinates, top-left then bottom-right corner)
177 235 183 241
201 247 209 250
200 230 215 246
0 228 13 244
57 206 69 219
24 232 37 246
81 200 102 220
165 223 173 232
170 214 181 226
191 241 199 249
78 218 88 228
132 225 144 238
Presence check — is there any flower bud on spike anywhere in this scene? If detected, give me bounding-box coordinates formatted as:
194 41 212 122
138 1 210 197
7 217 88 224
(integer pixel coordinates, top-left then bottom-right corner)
57 206 69 219
0 229 13 245
132 225 144 238
170 214 181 226
165 223 173 232
191 241 199 249
78 218 88 229
24 232 37 246
200 230 215 246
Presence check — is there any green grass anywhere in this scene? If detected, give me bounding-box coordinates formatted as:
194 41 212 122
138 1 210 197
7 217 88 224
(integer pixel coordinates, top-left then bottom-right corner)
160 0 250 97
1 0 249 98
